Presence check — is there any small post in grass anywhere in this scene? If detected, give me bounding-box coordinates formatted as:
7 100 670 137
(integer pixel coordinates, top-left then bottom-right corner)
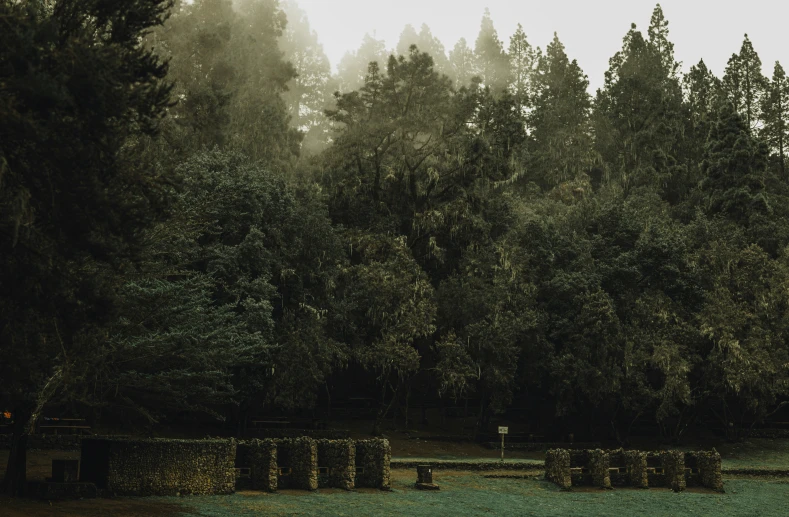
498 426 508 462
415 465 439 490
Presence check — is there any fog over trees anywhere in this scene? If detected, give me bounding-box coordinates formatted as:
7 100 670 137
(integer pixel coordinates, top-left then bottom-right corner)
2 0 789 496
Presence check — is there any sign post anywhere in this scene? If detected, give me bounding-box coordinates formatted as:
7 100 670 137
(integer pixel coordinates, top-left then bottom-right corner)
498 426 508 462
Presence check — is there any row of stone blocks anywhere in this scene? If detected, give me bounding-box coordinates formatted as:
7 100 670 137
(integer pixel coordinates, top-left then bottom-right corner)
78 437 391 496
545 448 723 492
236 437 391 492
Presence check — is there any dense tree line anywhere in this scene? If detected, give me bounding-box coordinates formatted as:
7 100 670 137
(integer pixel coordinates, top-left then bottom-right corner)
2 0 789 495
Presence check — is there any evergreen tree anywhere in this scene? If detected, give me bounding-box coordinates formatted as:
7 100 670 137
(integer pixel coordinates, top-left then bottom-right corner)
336 33 388 92
228 0 302 167
396 24 420 57
416 24 450 76
647 3 679 77
679 59 724 187
396 24 449 76
761 61 789 177
474 8 510 93
508 23 537 115
528 33 594 188
0 0 174 496
449 37 476 87
279 0 334 154
700 103 771 227
593 22 684 199
722 34 768 132
153 0 301 167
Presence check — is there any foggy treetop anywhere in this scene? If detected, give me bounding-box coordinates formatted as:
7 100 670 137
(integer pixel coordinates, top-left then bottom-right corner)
291 0 787 94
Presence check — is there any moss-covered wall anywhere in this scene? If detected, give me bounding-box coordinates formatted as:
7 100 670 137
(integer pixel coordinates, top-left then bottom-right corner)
686 450 723 491
316 439 355 490
589 449 611 489
355 439 391 489
273 437 318 491
79 438 235 496
661 450 686 492
246 439 278 492
544 449 571 489
624 450 648 488
545 448 719 492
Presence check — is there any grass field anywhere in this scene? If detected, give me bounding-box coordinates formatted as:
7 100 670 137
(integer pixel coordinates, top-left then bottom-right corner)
3 470 788 517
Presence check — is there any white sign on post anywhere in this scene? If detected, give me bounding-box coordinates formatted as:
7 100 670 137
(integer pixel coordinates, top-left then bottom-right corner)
498 427 508 462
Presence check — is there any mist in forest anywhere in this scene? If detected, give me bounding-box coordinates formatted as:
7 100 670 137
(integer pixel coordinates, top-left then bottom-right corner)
2 0 789 496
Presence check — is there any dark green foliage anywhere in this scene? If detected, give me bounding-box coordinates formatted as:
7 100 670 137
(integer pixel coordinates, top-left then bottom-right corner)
4 0 789 467
507 24 536 115
336 33 388 92
279 0 335 154
151 0 301 168
593 16 685 200
528 33 595 189
723 34 768 132
0 0 174 496
699 102 789 255
474 8 510 93
760 61 789 177
448 37 475 88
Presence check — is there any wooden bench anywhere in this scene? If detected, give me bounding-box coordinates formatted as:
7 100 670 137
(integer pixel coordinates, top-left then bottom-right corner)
38 425 92 435
250 419 290 429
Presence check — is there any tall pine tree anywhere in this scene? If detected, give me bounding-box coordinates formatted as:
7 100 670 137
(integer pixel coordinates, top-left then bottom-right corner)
449 37 476 88
593 16 684 199
723 34 768 132
474 8 510 93
761 61 789 177
528 33 594 188
508 23 537 115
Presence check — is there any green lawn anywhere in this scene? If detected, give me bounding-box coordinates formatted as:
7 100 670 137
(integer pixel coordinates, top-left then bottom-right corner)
156 471 789 517
715 438 789 469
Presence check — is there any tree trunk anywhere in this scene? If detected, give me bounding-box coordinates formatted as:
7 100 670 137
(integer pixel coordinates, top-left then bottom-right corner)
3 406 32 497
404 383 410 428
325 382 332 420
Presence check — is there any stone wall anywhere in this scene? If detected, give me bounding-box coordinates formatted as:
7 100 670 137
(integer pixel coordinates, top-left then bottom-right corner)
589 449 611 489
662 450 686 492
79 438 235 496
624 450 648 488
355 439 391 489
544 449 571 489
273 437 318 491
247 439 278 492
545 448 719 492
686 450 723 491
316 439 355 490
569 450 591 486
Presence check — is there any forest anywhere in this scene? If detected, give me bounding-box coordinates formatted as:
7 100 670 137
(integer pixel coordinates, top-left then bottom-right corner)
2 0 789 496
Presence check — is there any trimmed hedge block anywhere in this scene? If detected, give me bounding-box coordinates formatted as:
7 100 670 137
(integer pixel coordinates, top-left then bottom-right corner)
79 438 235 496
273 437 318 491
686 450 723 491
355 439 391 489
316 439 355 490
544 449 571 489
662 450 686 492
589 449 611 489
545 448 719 492
624 450 648 488
248 439 278 492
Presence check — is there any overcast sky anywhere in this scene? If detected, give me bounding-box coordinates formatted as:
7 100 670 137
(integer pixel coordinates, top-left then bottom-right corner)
292 0 787 93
